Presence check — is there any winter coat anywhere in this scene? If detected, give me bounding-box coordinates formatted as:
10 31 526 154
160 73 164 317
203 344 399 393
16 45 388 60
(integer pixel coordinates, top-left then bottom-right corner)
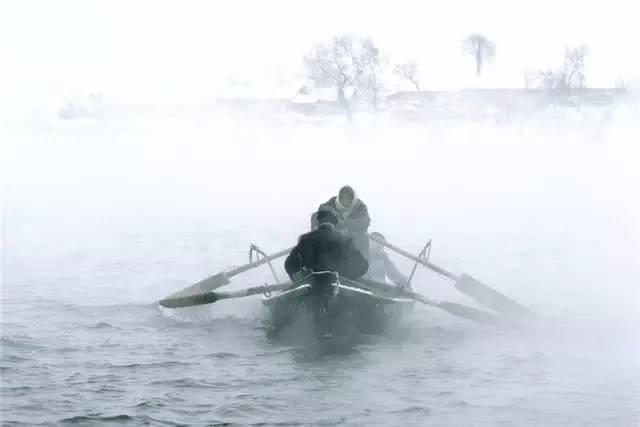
310 195 371 259
366 252 410 288
284 223 369 284
318 196 370 234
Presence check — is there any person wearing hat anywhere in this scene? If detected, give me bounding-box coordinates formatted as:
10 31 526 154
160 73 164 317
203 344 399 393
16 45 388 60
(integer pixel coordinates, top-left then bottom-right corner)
285 206 369 287
311 185 371 260
367 232 411 290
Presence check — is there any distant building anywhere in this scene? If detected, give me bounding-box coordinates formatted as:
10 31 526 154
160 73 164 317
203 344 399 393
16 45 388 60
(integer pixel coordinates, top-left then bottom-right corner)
385 88 630 121
214 83 293 113
291 86 357 114
212 85 630 118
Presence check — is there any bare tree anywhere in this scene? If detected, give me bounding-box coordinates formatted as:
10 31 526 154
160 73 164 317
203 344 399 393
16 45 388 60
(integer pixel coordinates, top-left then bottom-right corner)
363 60 385 111
532 45 589 92
394 61 420 90
563 44 588 89
462 34 496 76
536 69 568 90
303 35 381 119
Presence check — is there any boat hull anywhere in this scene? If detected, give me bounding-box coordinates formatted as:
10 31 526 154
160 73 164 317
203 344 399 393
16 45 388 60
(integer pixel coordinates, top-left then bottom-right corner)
261 282 413 336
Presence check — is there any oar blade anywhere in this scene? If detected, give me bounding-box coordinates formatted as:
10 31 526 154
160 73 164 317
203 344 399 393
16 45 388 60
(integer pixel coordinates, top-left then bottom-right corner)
163 272 231 300
436 301 512 327
159 292 220 309
455 274 532 319
159 282 294 309
409 292 513 327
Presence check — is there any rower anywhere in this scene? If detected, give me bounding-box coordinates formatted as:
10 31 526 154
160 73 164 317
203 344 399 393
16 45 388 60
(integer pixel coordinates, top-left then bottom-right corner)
310 185 371 260
367 232 412 291
285 206 369 290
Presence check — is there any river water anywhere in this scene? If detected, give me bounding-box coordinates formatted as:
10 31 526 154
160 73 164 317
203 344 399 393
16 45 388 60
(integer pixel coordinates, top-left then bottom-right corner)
2 111 639 425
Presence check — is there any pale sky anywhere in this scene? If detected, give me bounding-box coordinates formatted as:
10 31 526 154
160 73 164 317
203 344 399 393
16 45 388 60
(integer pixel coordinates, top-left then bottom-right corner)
2 0 639 108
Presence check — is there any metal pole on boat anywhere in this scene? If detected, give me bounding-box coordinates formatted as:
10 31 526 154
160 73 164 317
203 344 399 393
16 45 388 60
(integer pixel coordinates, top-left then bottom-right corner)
249 244 282 284
404 239 431 289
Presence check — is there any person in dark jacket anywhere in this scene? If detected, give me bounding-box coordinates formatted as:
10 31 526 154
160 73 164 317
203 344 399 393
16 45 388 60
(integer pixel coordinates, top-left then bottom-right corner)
286 207 369 288
366 232 412 290
311 186 371 259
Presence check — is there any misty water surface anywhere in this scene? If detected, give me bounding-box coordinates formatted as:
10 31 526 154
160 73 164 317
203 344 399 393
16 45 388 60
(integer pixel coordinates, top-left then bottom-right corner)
2 111 639 425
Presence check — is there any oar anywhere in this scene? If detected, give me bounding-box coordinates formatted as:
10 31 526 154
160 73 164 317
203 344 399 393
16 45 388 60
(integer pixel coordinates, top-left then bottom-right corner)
159 282 294 309
163 246 293 300
409 293 514 327
367 234 532 319
353 278 514 327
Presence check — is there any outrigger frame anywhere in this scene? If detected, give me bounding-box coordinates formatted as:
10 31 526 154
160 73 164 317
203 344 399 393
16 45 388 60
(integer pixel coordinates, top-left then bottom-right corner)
159 236 528 328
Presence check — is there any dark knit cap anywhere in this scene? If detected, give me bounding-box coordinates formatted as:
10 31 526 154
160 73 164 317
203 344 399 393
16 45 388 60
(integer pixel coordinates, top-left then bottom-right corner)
316 206 339 226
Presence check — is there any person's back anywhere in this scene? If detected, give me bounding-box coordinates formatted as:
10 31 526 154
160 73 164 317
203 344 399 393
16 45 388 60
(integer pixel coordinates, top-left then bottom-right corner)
285 208 368 286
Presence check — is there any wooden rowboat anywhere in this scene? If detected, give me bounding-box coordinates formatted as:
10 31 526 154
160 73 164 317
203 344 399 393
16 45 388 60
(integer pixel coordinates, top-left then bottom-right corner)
261 276 414 336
